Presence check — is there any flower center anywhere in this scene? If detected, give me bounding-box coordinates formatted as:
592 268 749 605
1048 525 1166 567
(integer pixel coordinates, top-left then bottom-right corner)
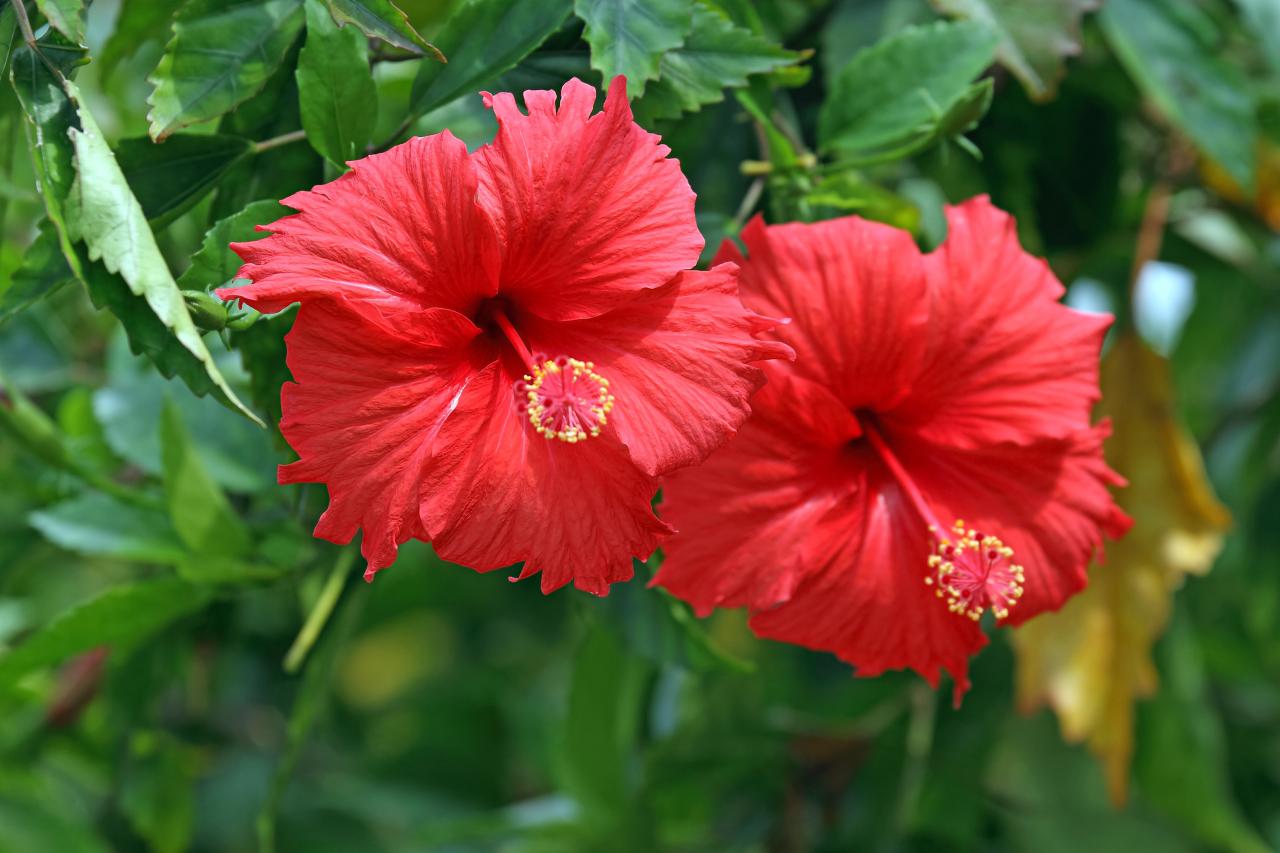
859 417 1028 622
516 356 614 443
925 520 1025 621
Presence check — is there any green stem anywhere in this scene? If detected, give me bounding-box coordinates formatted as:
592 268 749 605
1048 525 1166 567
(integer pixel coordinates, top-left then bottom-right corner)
253 129 308 155
888 684 937 845
283 545 357 674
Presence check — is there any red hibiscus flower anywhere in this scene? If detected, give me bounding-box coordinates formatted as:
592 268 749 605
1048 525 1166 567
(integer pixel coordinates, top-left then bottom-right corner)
653 198 1131 700
218 77 791 594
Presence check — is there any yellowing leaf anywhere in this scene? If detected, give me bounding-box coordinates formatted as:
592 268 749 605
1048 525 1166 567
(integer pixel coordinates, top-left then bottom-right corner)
1200 141 1280 233
1012 333 1231 806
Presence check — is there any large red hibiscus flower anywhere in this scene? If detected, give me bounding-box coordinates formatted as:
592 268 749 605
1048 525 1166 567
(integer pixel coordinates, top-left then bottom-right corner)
218 78 790 594
654 198 1131 700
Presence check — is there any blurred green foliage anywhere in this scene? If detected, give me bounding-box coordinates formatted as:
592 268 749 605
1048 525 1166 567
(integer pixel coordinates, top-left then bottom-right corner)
0 0 1278 851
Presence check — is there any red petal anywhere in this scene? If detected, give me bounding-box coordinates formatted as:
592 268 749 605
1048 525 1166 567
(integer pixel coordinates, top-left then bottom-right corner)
747 465 986 702
895 424 1131 625
719 215 929 411
520 264 793 477
421 361 671 595
277 301 489 574
654 368 862 613
219 131 499 317
475 77 702 321
884 196 1113 447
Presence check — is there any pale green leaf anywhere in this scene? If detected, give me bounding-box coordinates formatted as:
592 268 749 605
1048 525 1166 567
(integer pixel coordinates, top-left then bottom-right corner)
324 0 443 59
298 0 378 165
35 0 86 45
61 78 261 425
29 493 187 564
146 0 306 141
1100 0 1257 189
818 20 998 157
635 4 805 122
934 0 1101 101
159 398 253 560
0 577 211 688
575 0 692 96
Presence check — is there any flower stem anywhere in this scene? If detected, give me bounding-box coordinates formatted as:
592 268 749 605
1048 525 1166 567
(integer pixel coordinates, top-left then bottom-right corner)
283 545 357 674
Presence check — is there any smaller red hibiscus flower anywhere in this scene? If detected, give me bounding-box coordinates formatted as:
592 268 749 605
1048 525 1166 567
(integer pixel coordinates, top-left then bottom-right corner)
654 198 1131 701
219 77 790 593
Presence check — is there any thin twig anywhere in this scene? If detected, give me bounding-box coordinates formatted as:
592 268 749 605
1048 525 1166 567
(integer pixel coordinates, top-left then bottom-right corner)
253 128 308 155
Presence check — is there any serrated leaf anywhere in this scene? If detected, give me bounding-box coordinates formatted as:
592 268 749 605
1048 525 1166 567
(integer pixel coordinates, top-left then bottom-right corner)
34 0 86 45
934 0 1100 101
324 0 442 59
178 199 282 291
1013 334 1232 806
61 78 261 425
117 134 253 227
159 398 252 559
575 0 692 96
29 493 188 564
146 0 305 141
0 577 210 689
8 35 88 265
1 221 73 323
1100 0 1257 189
634 4 805 122
298 0 377 166
818 20 998 157
409 0 573 119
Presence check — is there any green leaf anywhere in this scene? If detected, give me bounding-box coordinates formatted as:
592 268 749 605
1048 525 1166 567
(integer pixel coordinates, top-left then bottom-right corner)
804 172 922 232
934 0 1100 101
818 20 998 157
1 221 73 323
94 332 278 493
575 0 692 96
229 309 295 431
1135 609 1272 853
34 0 86 45
120 733 197 853
410 0 573 119
98 0 186 78
558 625 650 824
28 493 188 565
298 0 378 166
146 0 306 141
8 35 88 265
159 398 252 559
117 134 254 227
0 577 210 689
323 0 443 59
60 78 261 425
1236 0 1280 76
634 4 805 122
177 199 282 291
1099 0 1257 189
